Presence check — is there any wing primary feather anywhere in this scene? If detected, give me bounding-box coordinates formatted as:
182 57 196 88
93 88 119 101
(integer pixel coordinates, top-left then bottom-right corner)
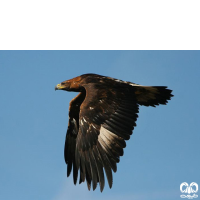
103 123 130 140
117 106 136 114
88 149 98 191
67 161 72 177
97 142 113 188
100 127 124 156
98 134 119 172
75 143 81 170
107 118 133 132
114 110 135 122
79 153 86 184
73 160 78 185
101 124 126 148
116 109 136 119
111 113 134 128
84 151 92 190
93 146 105 192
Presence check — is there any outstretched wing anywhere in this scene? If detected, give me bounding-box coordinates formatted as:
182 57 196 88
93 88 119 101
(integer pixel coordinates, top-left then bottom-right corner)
64 92 85 184
75 83 139 191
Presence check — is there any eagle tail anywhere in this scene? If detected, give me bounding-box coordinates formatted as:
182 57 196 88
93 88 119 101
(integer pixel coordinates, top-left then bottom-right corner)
133 85 173 107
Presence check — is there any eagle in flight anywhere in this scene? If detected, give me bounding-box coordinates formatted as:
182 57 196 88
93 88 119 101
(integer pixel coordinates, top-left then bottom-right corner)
55 73 173 192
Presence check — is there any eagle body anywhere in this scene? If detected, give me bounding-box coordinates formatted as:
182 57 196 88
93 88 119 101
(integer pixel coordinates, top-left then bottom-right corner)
55 73 173 192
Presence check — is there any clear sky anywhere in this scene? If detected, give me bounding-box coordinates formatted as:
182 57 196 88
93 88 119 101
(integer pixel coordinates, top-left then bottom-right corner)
0 51 199 200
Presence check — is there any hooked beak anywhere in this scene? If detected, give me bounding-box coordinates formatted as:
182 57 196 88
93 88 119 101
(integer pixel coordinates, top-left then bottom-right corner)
55 83 64 91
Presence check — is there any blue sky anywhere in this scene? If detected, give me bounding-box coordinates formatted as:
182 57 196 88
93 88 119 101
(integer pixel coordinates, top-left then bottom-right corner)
0 51 199 200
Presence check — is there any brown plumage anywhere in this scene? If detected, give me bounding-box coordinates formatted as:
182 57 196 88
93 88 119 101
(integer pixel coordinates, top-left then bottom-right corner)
55 73 173 192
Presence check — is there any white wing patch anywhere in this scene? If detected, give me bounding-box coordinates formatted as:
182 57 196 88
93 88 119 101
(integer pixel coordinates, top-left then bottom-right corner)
98 126 119 148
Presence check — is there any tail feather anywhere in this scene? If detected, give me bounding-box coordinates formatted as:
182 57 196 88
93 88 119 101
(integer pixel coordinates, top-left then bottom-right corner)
133 86 173 107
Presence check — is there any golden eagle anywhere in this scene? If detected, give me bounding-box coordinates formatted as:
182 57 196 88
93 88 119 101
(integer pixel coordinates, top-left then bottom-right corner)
55 73 173 192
